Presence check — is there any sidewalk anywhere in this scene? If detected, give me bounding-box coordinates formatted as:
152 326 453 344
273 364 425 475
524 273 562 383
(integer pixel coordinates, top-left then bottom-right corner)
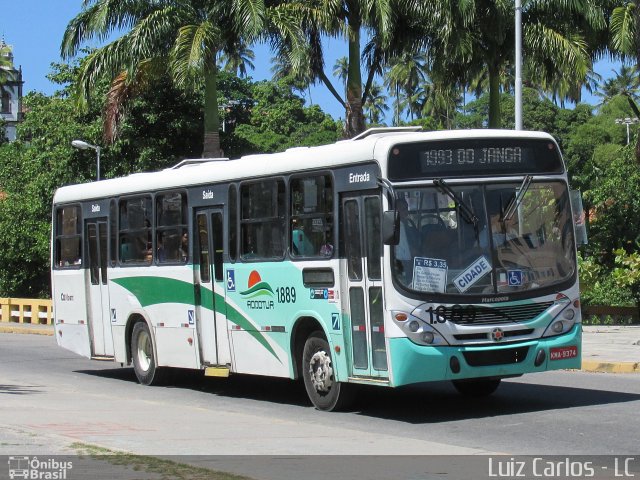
1 322 638 373
581 325 640 373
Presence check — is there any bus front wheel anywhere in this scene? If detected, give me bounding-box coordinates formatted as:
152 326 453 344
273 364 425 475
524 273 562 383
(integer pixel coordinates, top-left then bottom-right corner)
131 322 166 386
302 332 354 411
452 378 501 397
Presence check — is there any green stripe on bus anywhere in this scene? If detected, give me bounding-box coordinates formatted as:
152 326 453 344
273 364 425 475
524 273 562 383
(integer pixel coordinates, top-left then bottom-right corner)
111 276 280 362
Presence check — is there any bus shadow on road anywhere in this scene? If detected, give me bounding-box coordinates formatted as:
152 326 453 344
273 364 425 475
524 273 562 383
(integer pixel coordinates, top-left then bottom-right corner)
75 367 640 421
352 379 640 424
75 366 311 407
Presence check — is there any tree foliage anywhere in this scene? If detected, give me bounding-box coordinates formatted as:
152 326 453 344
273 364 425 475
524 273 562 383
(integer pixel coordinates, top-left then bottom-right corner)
0 62 339 297
231 80 339 155
0 65 199 296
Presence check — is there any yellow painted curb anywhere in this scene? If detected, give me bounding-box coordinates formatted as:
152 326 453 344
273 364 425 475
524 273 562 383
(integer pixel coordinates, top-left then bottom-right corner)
582 360 640 374
0 324 54 336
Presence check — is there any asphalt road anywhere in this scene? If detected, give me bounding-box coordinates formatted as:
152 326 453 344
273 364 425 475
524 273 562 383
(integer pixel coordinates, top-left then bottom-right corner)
1 333 639 478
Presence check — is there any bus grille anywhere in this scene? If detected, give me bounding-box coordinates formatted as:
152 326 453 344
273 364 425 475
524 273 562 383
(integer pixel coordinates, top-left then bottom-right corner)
453 328 534 341
450 302 553 325
462 346 530 366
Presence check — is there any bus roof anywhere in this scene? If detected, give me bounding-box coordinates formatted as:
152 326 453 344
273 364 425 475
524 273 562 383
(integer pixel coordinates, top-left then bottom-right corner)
53 129 556 204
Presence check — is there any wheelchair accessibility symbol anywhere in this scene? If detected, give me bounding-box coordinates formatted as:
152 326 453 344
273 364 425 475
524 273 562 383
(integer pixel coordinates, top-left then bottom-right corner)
508 270 523 286
226 270 236 292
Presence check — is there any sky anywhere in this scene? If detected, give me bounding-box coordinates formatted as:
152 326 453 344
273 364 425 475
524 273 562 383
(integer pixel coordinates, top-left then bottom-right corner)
1 0 621 123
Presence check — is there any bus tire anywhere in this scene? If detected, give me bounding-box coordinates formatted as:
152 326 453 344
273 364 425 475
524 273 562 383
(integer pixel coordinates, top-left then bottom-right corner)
452 378 501 397
131 322 166 386
302 331 354 411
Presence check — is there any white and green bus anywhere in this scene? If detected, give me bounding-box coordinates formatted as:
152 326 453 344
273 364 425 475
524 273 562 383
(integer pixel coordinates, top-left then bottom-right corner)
52 128 584 410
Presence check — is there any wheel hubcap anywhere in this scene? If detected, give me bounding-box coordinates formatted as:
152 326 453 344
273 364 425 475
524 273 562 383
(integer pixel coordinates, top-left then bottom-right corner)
308 350 333 392
137 330 152 372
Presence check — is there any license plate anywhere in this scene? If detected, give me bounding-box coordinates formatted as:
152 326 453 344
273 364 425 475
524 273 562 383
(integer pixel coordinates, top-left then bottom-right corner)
550 346 578 360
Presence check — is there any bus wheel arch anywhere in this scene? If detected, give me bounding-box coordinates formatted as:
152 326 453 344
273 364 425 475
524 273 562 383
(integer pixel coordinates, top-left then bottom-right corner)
291 316 325 380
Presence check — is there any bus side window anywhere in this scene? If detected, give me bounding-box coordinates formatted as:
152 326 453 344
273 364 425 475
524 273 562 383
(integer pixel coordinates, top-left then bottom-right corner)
155 192 188 264
290 174 334 258
119 196 152 264
55 205 82 267
240 179 286 260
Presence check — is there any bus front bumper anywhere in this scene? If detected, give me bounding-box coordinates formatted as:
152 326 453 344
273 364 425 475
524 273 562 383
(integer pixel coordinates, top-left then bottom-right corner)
388 324 582 387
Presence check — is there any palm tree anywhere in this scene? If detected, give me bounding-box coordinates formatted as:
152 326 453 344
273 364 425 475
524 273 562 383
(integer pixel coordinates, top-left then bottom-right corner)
420 0 610 127
363 82 388 125
609 1 640 160
220 43 256 78
595 65 640 104
275 0 421 137
61 0 280 158
385 52 428 123
333 57 349 97
610 1 637 59
270 50 315 104
419 75 462 130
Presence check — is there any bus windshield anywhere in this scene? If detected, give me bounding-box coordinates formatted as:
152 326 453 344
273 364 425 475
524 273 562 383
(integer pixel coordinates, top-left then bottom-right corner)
393 180 576 297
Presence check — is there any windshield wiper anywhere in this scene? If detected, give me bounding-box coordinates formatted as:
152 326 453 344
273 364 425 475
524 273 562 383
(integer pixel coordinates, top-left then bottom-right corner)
502 175 533 221
433 178 479 228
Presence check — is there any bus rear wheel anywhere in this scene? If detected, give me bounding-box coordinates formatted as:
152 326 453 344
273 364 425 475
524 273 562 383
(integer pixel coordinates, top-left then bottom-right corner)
131 322 166 386
302 332 354 411
452 378 501 397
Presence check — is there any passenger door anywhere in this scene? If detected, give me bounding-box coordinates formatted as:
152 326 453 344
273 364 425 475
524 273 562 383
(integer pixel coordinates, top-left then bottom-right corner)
194 208 230 366
340 193 388 378
85 218 113 357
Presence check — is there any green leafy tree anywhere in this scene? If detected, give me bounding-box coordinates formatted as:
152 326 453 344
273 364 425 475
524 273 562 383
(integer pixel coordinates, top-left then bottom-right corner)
61 0 278 157
277 0 424 137
586 142 640 263
612 249 640 314
421 0 610 127
232 80 339 155
0 92 100 297
0 63 207 297
578 252 635 307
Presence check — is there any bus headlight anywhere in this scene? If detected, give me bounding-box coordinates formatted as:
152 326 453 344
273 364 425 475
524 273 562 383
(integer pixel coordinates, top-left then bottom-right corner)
421 332 435 344
391 311 449 346
542 307 578 337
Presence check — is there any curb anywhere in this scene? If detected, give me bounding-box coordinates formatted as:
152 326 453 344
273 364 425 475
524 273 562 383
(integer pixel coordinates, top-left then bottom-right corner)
0 324 54 336
581 360 640 374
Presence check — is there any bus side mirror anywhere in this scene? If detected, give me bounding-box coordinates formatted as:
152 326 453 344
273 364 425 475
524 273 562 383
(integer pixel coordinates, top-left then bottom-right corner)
382 210 400 245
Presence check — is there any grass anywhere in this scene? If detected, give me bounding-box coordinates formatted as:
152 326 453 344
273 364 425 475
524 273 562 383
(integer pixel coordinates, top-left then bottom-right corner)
71 442 255 480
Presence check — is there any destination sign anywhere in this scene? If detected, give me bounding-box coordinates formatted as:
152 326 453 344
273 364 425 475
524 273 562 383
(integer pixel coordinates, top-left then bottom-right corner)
388 138 564 180
420 147 522 167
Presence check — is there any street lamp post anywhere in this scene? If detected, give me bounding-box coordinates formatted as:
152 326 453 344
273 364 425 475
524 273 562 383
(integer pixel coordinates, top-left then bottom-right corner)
515 0 523 130
71 139 101 181
615 118 639 145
